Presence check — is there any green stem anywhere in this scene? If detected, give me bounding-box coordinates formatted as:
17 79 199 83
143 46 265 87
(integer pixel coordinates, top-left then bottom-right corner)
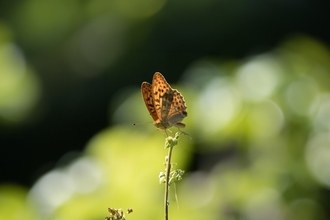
164 145 173 220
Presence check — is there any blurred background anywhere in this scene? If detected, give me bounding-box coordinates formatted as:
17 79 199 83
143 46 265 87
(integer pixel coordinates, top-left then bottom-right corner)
1 0 330 219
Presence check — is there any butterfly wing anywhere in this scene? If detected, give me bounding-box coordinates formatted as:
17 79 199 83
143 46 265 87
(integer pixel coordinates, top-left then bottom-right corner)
152 72 188 129
141 82 159 121
160 90 175 122
152 72 173 122
166 89 188 128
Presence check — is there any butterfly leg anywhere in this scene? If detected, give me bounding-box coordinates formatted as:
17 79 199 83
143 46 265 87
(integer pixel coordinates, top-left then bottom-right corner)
177 128 191 138
157 129 168 137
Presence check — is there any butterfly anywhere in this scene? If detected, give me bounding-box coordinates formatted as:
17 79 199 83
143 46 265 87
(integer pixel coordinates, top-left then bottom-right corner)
141 72 188 130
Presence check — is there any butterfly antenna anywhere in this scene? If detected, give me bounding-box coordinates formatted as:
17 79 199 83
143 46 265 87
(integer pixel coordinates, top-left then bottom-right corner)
132 122 152 126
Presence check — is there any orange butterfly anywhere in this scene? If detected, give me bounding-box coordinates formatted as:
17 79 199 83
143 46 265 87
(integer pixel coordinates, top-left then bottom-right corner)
141 72 187 130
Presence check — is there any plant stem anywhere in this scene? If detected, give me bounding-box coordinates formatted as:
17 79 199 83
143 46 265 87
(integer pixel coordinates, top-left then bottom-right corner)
164 145 173 220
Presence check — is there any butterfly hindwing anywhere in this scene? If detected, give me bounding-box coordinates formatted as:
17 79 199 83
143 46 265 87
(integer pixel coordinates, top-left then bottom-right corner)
166 89 187 128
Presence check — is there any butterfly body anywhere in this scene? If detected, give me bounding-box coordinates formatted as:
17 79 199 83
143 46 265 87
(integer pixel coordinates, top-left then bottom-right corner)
141 72 187 130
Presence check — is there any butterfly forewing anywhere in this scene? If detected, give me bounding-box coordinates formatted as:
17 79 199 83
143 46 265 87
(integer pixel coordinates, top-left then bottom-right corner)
152 72 172 121
141 82 159 121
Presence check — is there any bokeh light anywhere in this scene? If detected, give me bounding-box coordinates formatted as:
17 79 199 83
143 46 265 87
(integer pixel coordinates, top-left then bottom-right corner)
0 25 41 123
